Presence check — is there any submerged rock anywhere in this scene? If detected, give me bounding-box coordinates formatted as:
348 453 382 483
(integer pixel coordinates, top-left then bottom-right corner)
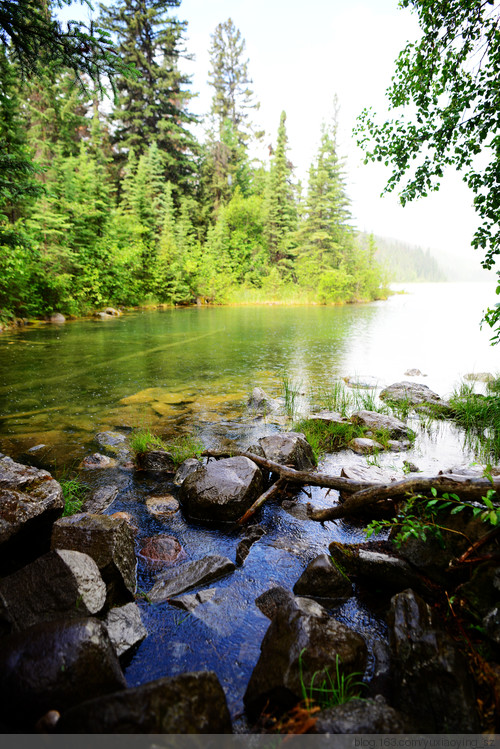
0 549 106 632
145 494 179 517
180 455 263 522
248 387 281 413
169 588 217 612
388 589 479 732
79 453 116 469
82 484 119 514
0 617 126 729
51 513 136 604
95 431 126 448
55 671 232 733
343 375 379 389
104 603 147 658
138 534 187 569
244 597 367 720
235 524 265 566
293 554 353 599
148 555 236 602
258 432 316 470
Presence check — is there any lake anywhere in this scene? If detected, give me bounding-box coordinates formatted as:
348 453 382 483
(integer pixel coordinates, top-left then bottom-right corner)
0 282 498 726
0 281 497 464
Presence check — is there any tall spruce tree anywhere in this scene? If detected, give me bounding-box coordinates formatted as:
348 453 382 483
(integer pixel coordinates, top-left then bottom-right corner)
99 0 198 191
296 112 354 295
264 110 297 269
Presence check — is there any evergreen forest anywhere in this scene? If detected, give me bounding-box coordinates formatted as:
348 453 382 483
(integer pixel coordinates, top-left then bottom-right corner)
0 1 387 322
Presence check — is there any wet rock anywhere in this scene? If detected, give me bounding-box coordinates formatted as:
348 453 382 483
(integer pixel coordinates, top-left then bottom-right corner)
95 431 126 448
48 313 65 324
145 494 179 517
138 534 187 569
169 588 217 612
369 639 393 698
380 381 449 409
103 307 121 316
51 513 136 604
387 439 412 451
136 449 175 472
248 386 281 413
308 411 349 425
311 695 407 734
351 410 411 438
104 603 147 657
236 524 265 565
180 455 263 522
388 589 479 732
340 464 398 484
0 549 106 632
82 484 119 514
255 586 296 619
94 311 115 320
173 457 202 486
148 555 236 602
0 455 64 573
0 617 126 729
56 671 232 733
108 511 138 535
79 453 116 469
293 554 353 599
395 511 488 585
457 564 500 620
404 368 425 376
281 500 310 520
258 432 316 470
483 607 500 645
244 598 367 720
328 542 433 595
343 375 379 389
348 437 384 454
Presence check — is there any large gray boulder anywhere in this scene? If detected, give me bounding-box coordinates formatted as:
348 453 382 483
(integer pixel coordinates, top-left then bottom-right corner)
0 617 126 729
104 603 147 658
293 554 354 599
0 456 64 573
55 671 232 733
388 589 479 732
180 455 263 522
351 410 412 438
148 555 236 603
244 598 367 719
311 695 407 734
258 432 316 470
0 549 106 633
380 381 449 409
51 513 136 605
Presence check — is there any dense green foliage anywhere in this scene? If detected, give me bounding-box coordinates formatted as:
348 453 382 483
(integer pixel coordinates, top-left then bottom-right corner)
355 0 500 341
0 1 386 323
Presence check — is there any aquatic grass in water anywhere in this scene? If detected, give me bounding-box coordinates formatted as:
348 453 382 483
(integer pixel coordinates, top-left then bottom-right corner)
298 650 365 710
281 373 302 420
61 477 90 516
449 385 500 461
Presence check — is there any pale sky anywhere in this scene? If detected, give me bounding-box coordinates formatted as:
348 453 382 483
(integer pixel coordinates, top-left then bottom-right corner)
178 0 482 263
66 0 486 267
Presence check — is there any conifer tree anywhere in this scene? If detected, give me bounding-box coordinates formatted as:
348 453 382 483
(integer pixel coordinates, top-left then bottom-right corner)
264 111 297 269
99 0 198 190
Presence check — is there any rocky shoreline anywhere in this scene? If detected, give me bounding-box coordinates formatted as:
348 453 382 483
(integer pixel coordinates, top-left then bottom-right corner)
0 381 499 734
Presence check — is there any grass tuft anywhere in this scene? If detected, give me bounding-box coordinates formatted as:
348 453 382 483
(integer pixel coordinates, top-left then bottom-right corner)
299 650 365 711
61 477 90 516
130 429 204 467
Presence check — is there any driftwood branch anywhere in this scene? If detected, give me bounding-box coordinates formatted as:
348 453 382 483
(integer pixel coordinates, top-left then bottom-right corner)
237 479 287 524
202 450 500 523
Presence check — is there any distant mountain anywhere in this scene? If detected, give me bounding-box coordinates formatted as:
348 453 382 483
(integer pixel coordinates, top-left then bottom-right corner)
357 233 447 282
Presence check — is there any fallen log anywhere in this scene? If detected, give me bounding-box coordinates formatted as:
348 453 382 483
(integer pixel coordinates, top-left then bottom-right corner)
237 479 286 524
202 449 500 523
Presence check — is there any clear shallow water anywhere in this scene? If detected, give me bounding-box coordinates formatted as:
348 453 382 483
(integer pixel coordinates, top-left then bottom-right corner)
0 282 498 724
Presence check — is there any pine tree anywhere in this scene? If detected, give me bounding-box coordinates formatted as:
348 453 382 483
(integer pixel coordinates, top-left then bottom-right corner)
296 113 354 295
264 111 297 269
99 0 198 190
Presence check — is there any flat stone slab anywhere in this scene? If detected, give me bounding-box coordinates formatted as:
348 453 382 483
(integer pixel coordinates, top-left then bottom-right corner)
308 411 349 424
82 485 119 514
351 410 411 438
380 381 448 407
145 495 179 517
148 555 236 603
341 464 399 484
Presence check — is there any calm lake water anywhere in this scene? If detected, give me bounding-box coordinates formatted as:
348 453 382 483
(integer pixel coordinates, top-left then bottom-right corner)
0 282 498 725
0 282 497 463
